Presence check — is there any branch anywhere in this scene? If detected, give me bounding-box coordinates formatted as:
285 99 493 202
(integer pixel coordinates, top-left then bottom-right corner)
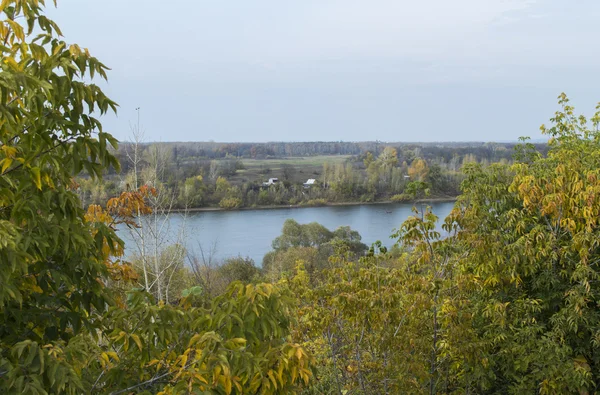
1 137 72 176
3 111 52 145
108 357 200 395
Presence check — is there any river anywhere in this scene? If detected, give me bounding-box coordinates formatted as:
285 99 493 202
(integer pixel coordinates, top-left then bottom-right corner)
119 201 455 265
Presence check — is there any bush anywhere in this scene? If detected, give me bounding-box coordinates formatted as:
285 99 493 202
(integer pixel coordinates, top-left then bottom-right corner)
219 197 243 209
304 198 327 207
391 193 411 202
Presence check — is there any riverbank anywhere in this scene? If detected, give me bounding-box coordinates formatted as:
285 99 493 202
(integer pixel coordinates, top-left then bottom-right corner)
173 196 458 213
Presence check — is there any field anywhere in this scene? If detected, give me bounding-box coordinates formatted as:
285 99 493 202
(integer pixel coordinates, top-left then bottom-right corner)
229 155 352 184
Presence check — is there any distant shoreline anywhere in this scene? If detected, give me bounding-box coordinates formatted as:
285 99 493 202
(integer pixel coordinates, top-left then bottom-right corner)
171 197 458 213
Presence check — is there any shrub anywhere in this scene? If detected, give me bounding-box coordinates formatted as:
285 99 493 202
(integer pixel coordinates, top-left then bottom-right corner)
391 193 411 202
304 198 327 207
219 197 243 209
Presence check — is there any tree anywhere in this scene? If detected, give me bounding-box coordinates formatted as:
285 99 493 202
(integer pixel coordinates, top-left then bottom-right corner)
216 175 230 193
178 175 205 208
408 158 429 181
443 94 600 392
292 249 437 394
377 146 398 168
0 0 120 392
330 225 367 254
127 142 187 304
272 219 333 251
218 256 261 285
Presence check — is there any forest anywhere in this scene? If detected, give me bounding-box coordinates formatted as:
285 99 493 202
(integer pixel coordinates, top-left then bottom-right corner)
2 1 600 394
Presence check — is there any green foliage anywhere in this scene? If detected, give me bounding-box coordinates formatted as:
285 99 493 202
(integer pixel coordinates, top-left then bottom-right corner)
264 220 368 283
188 255 262 299
263 247 321 281
292 250 442 394
331 226 365 249
0 1 120 392
272 219 333 251
86 283 313 394
404 180 430 200
178 175 205 207
131 244 192 304
216 176 230 192
218 256 261 284
89 142 475 209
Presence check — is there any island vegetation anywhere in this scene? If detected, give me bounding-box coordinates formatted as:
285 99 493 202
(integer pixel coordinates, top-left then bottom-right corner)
2 1 600 394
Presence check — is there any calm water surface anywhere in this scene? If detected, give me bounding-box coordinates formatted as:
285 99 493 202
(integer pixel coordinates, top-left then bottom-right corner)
120 201 455 265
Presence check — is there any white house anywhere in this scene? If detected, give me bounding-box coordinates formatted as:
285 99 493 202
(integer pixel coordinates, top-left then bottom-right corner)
262 178 279 186
303 178 316 188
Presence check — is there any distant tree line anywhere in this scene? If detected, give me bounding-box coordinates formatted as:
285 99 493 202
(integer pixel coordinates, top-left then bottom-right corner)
111 140 548 174
81 141 543 210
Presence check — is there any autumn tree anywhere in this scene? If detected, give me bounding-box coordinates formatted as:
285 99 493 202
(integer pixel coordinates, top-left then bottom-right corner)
0 0 119 392
408 158 429 181
443 94 600 392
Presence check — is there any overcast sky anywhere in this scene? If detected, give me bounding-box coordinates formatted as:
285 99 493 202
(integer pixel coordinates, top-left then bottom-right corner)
47 0 600 142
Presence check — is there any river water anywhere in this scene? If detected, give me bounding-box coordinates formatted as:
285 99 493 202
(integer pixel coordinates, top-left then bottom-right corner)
119 201 455 265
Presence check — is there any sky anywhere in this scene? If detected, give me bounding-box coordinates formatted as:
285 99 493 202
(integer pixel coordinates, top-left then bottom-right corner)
46 0 600 142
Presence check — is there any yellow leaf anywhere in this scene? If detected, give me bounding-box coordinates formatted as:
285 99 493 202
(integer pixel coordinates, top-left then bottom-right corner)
130 334 142 351
31 167 41 189
148 359 160 366
1 158 12 173
3 56 20 70
178 354 188 370
213 365 222 385
193 373 208 384
267 370 278 389
1 145 17 158
224 377 232 394
105 351 119 362
100 352 109 368
290 366 297 383
188 333 202 348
